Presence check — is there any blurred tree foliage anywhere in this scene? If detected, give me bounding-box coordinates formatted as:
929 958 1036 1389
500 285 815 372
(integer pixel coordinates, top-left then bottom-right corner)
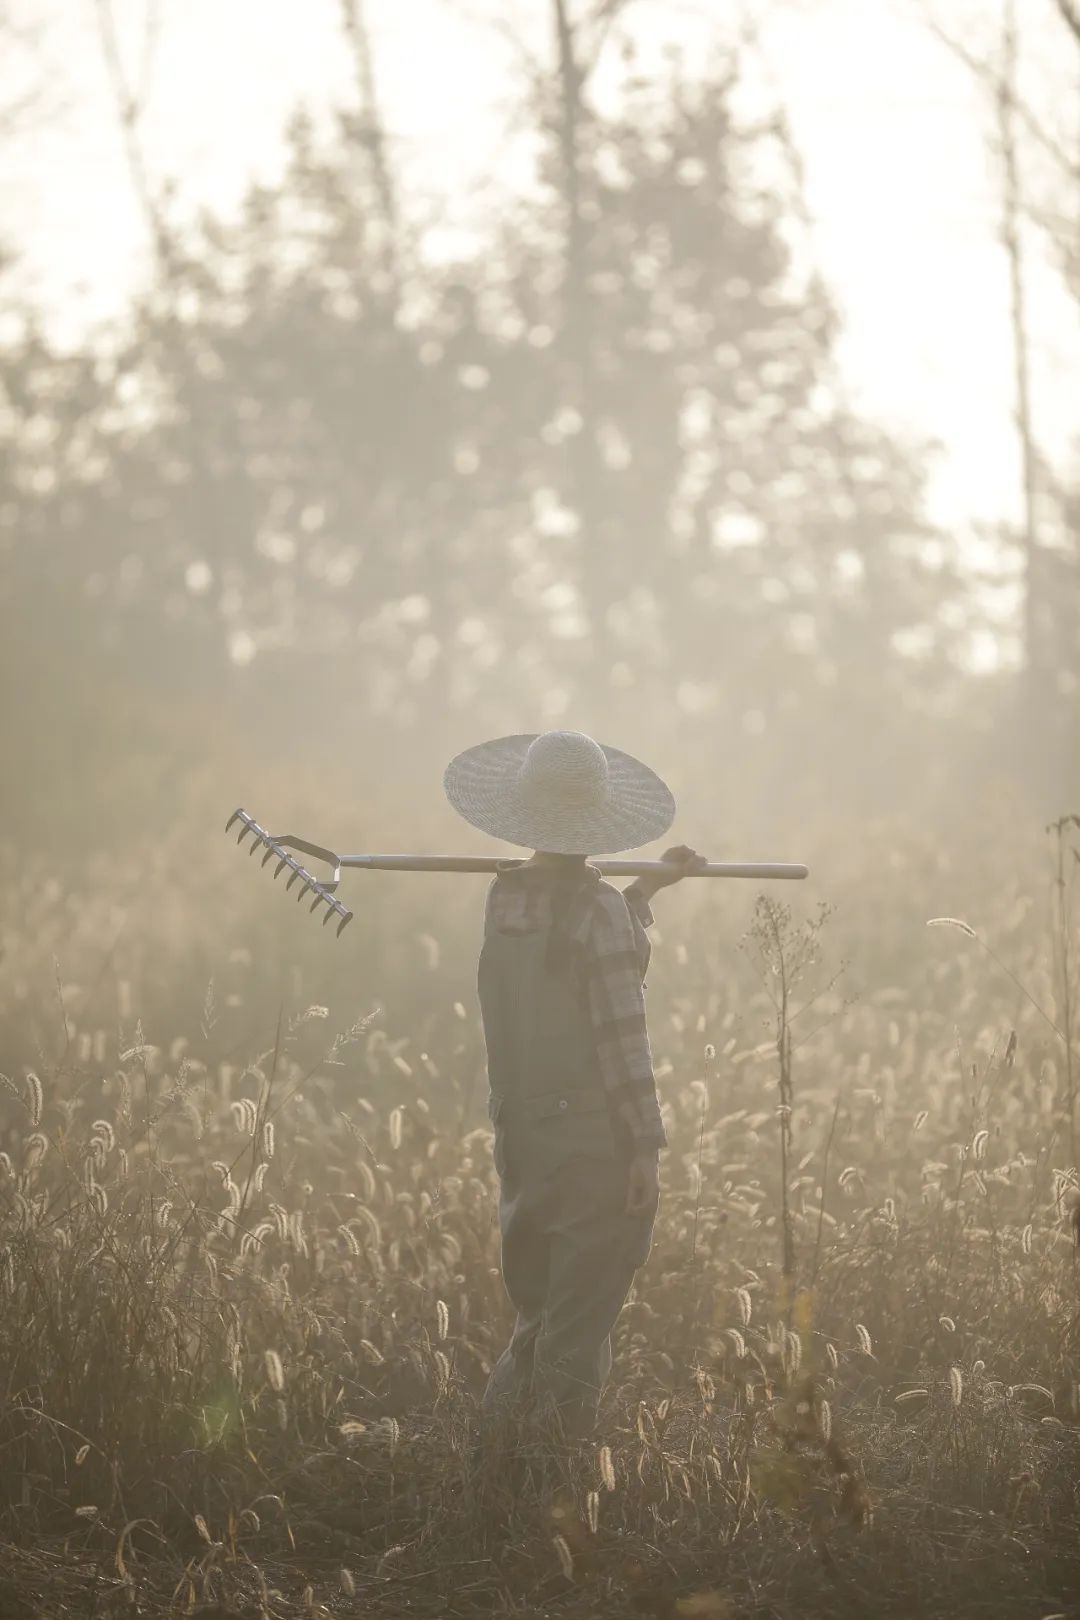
0 38 1074 853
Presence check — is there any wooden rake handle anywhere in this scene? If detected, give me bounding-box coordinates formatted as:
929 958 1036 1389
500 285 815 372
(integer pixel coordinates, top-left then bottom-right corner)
226 808 808 942
338 854 810 879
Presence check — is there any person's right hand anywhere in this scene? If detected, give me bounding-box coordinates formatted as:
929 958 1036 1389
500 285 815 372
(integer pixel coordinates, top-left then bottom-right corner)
634 845 707 900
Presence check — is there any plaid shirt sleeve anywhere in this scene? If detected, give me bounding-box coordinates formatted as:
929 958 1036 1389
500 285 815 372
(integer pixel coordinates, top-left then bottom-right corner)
621 882 656 953
585 883 667 1151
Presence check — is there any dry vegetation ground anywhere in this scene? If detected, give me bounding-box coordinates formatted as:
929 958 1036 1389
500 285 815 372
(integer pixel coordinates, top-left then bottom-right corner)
1 812 1078 1620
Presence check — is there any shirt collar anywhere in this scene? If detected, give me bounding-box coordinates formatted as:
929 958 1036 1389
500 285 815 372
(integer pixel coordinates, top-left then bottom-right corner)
494 858 601 885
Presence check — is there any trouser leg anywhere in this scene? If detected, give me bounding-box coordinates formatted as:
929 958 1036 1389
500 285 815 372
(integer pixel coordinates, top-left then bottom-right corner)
483 1177 549 1412
531 1154 652 1436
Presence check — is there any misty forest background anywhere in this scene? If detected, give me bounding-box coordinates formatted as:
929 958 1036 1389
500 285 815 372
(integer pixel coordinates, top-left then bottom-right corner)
1 2 1078 1059
2 1 1078 1057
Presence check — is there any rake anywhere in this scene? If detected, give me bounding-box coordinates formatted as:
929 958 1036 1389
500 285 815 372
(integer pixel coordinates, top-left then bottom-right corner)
225 808 809 940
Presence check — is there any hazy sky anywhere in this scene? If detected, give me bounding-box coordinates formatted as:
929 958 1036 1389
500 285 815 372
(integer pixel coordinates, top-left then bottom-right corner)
5 0 1079 538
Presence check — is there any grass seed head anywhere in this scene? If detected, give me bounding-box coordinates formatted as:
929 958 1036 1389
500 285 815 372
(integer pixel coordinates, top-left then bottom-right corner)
23 1133 48 1170
265 1349 285 1391
552 1534 574 1580
926 917 977 938
24 1072 43 1126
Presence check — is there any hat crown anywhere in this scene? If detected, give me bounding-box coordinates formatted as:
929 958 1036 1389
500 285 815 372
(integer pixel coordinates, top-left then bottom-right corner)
443 729 674 855
517 730 610 809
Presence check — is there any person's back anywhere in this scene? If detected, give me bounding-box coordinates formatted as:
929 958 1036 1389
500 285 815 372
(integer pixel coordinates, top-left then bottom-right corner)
477 863 657 1431
442 728 704 1434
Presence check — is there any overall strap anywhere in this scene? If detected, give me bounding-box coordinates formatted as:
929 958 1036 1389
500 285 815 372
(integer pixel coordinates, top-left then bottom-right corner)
478 925 603 1106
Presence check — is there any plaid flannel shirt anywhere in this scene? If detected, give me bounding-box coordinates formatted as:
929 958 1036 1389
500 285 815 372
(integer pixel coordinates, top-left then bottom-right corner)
483 861 667 1152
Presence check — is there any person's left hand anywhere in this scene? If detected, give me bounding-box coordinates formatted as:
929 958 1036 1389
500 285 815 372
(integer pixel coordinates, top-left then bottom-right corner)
637 844 708 898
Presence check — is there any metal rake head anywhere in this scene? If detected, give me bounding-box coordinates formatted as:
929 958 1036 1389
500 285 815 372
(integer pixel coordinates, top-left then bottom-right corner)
225 809 353 938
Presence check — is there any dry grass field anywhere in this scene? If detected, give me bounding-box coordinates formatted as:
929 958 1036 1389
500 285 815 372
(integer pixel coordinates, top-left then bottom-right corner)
1 808 1078 1620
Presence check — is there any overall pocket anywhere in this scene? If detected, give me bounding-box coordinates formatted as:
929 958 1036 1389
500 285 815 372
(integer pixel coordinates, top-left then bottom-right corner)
520 1089 619 1165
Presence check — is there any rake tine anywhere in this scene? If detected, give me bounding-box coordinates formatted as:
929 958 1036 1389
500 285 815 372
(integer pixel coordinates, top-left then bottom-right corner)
228 808 353 942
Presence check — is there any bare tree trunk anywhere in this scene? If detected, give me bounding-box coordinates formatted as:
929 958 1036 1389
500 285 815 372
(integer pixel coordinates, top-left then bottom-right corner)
92 0 244 685
338 0 400 296
552 0 613 682
997 0 1044 704
93 0 171 267
923 2 1080 793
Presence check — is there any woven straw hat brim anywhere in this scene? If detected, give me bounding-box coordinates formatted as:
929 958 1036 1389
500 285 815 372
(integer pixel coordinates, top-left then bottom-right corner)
443 734 676 855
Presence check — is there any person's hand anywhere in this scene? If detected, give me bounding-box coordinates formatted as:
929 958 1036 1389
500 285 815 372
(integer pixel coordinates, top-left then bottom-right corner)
624 1150 661 1217
636 845 707 899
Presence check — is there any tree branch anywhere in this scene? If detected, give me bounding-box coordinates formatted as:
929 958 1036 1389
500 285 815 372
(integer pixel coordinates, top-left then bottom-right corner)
552 0 611 664
92 0 172 266
1055 0 1080 46
581 0 635 79
921 5 1079 180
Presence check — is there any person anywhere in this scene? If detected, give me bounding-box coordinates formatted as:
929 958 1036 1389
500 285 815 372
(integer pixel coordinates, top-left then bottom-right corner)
443 728 705 1436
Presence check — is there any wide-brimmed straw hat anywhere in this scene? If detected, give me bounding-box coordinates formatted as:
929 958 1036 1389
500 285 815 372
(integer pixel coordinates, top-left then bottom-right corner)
443 730 676 855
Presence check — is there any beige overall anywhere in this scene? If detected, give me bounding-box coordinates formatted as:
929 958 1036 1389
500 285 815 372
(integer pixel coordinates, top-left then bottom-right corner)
478 923 655 1434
